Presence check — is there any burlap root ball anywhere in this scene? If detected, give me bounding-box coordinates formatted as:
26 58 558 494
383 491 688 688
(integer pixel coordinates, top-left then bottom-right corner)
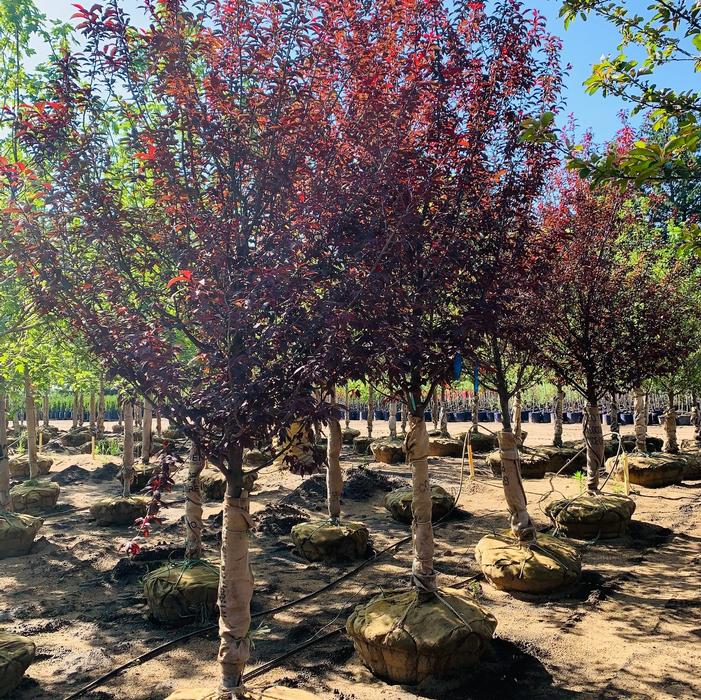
291 521 369 561
545 494 636 540
89 497 147 525
341 427 361 444
680 449 701 480
607 453 684 488
427 437 464 458
347 587 497 684
537 446 586 475
353 435 374 455
455 431 497 453
200 468 257 501
8 456 54 478
143 560 220 624
10 481 60 515
486 448 550 479
60 430 92 447
475 531 581 593
0 512 43 559
0 631 36 697
166 687 318 700
119 465 156 493
370 438 405 464
384 485 454 524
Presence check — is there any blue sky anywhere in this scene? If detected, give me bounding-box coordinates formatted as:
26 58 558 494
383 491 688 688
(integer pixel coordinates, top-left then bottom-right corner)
30 0 692 143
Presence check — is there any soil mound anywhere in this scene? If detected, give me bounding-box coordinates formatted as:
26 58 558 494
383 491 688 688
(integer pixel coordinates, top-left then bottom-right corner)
254 503 309 536
90 461 121 482
342 466 407 500
280 474 327 508
50 465 90 485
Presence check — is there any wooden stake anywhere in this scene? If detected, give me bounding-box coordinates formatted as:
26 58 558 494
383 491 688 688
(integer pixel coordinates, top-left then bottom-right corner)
468 443 475 481
38 431 43 453
623 452 630 496
91 435 96 459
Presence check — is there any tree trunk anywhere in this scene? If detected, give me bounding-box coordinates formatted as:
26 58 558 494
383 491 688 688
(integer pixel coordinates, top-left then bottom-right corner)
218 444 254 694
24 369 39 480
693 392 701 442
77 393 84 427
553 384 564 448
97 378 105 434
633 386 647 453
498 430 536 542
89 391 96 430
343 386 350 430
72 392 79 429
439 387 448 435
609 392 619 436
184 445 205 559
400 401 407 434
142 399 153 464
366 385 374 438
663 389 678 453
513 391 523 445
117 401 123 428
431 390 439 431
122 401 135 497
134 400 142 430
405 414 436 592
584 403 605 493
155 406 162 437
471 392 479 433
42 393 49 428
388 401 397 439
327 391 343 522
0 389 12 511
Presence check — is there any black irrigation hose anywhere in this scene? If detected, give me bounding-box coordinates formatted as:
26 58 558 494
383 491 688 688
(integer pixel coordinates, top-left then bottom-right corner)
61 447 469 699
61 527 425 700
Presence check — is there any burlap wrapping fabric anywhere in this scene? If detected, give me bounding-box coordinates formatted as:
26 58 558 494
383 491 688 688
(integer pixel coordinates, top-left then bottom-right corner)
341 427 360 444
353 435 374 455
427 437 464 457
536 446 586 475
290 521 369 561
475 531 581 593
0 631 35 697
384 485 454 524
545 493 636 539
10 481 60 515
119 464 155 492
89 497 147 525
143 560 220 624
370 438 405 464
346 587 497 684
486 447 550 479
606 453 684 488
166 687 317 700
455 431 497 453
0 512 43 559
8 456 53 478
200 469 257 501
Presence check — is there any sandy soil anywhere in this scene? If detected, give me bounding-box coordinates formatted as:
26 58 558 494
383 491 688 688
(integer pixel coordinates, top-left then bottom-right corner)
2 419 700 700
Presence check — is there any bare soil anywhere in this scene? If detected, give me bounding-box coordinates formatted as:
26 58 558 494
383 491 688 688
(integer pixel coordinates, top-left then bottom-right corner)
2 419 700 700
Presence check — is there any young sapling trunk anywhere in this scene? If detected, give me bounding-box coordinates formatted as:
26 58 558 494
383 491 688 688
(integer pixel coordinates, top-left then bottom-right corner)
553 384 564 447
121 400 135 497
24 368 39 479
0 389 11 511
184 445 205 559
633 386 647 452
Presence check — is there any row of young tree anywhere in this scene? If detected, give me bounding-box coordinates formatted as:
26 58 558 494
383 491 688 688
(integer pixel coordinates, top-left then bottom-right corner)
1 0 700 694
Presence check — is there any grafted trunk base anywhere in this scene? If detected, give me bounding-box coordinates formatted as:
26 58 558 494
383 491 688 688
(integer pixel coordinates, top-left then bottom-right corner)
475 531 581 594
347 588 496 685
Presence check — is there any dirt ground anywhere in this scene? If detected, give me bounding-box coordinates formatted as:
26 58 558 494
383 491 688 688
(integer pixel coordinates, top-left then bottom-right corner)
2 418 700 700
